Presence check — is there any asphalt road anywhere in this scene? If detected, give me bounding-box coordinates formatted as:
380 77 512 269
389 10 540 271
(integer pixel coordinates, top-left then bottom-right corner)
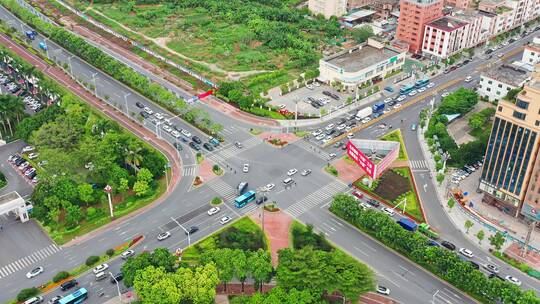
0 5 538 303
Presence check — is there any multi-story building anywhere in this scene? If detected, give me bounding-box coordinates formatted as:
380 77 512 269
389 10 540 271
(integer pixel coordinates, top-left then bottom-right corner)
318 38 406 89
348 0 375 9
395 0 444 53
373 0 400 19
523 37 540 65
478 0 540 37
477 64 531 101
421 16 469 58
479 69 540 218
309 0 348 19
445 0 470 9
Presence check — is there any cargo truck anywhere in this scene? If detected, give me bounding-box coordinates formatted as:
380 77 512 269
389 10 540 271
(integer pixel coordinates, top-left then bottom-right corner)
372 102 385 113
397 218 417 231
355 107 373 120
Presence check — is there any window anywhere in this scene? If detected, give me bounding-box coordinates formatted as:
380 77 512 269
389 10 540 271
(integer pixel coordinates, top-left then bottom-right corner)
496 91 500 95
498 84 503 88
536 120 540 126
488 80 492 84
487 87 491 92
513 111 526 120
516 99 529 110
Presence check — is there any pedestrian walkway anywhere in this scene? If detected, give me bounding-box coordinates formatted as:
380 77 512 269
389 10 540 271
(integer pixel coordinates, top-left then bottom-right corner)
0 244 61 279
182 165 196 176
409 159 429 170
220 125 244 137
289 139 332 160
207 137 261 165
285 180 347 217
205 179 237 203
250 210 292 266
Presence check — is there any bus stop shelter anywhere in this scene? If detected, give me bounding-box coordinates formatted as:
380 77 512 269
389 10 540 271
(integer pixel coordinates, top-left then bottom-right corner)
0 191 28 223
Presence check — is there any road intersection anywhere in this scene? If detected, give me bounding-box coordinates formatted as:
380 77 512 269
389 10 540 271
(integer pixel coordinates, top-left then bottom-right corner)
0 4 538 303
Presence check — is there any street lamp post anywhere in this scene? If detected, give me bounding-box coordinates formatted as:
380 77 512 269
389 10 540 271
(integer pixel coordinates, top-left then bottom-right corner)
91 72 98 97
67 55 74 76
104 185 114 218
172 217 191 247
123 92 131 116
109 272 123 303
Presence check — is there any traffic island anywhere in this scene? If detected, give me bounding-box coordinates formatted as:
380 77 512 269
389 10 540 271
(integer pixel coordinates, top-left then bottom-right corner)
259 132 299 148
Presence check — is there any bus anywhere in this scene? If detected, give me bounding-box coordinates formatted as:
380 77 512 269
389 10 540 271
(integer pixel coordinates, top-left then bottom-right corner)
414 78 429 88
58 288 88 304
234 190 256 208
399 84 415 95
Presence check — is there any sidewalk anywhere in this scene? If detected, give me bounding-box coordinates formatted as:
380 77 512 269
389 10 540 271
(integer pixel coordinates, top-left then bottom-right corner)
417 124 540 254
0 33 183 247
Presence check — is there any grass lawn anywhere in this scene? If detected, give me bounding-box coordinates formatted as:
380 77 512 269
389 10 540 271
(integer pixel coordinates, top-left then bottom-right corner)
249 128 262 135
294 130 309 138
182 217 267 266
325 165 338 177
196 153 204 164
380 129 408 161
48 176 167 245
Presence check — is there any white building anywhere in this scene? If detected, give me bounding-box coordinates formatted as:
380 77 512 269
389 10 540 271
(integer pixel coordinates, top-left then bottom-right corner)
523 37 540 65
422 16 469 59
318 38 406 89
308 0 348 19
477 64 530 101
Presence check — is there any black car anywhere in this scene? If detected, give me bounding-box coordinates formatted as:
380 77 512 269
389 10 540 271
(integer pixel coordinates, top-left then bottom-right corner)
203 143 214 151
509 38 516 43
14 158 25 166
330 93 340 100
322 91 332 97
186 226 199 235
325 129 335 136
255 196 268 205
463 59 470 65
28 171 37 179
338 118 347 124
308 97 317 102
173 142 183 151
110 273 123 283
189 142 201 151
441 240 456 251
140 111 150 118
192 136 202 144
388 100 396 106
60 279 78 291
485 49 493 55
366 199 380 208
135 102 144 108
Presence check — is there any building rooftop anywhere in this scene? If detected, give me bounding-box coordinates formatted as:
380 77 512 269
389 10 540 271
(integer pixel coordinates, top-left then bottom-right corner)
403 0 441 4
427 16 468 31
342 9 376 22
0 191 22 206
483 64 531 87
324 40 402 73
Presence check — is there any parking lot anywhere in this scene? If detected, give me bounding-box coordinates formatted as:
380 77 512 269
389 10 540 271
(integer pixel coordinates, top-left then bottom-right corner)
0 140 34 197
269 83 353 116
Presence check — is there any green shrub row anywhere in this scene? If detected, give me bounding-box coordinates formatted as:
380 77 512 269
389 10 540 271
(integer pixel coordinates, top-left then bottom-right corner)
329 194 539 304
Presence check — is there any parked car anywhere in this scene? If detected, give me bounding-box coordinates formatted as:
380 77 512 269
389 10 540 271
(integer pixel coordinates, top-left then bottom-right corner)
287 168 298 176
203 143 214 151
207 207 220 216
93 263 109 274
255 196 267 205
505 275 522 286
220 216 231 225
441 240 456 251
189 142 201 151
376 286 390 295
110 273 123 283
483 263 500 274
135 102 144 108
192 136 202 144
266 183 275 191
381 207 395 217
24 297 44 304
458 248 474 258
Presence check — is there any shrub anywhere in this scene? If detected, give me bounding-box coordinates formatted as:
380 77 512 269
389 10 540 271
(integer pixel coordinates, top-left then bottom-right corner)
211 197 222 205
106 248 115 257
52 271 69 283
17 287 39 301
85 255 100 266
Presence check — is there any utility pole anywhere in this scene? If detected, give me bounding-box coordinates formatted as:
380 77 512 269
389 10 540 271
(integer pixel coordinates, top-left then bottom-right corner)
109 272 123 303
104 185 114 218
123 92 131 116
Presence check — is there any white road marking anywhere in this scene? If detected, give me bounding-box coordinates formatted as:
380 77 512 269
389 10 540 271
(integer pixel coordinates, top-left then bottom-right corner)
361 241 377 252
353 246 369 257
392 271 409 282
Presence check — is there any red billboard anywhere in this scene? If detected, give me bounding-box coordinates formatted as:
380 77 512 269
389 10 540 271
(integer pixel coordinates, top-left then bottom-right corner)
347 141 375 178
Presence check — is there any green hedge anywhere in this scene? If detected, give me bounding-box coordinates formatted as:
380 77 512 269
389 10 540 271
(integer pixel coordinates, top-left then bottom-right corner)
16 288 39 302
52 271 69 283
85 255 100 266
1 0 222 136
329 194 540 304
0 171 6 188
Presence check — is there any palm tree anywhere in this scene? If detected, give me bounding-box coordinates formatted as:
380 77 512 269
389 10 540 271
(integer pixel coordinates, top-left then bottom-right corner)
124 145 143 171
4 95 25 124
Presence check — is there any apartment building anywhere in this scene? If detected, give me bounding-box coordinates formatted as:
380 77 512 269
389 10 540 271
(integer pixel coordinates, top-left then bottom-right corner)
421 16 469 58
309 0 348 19
478 0 540 36
445 0 470 9
477 64 531 101
479 69 540 218
523 37 540 65
396 0 444 53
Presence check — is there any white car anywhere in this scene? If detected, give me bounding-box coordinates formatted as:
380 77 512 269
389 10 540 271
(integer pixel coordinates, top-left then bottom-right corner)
316 134 325 141
287 168 298 176
26 266 44 279
408 90 417 96
266 183 275 191
458 248 474 258
313 82 320 87
154 113 164 120
417 87 426 93
181 129 192 138
121 250 135 259
143 107 153 115
345 126 352 132
243 164 249 173
219 216 231 225
483 263 500 274
441 92 450 98
328 153 336 159
505 275 522 286
278 104 286 109
359 202 371 210
93 263 109 274
361 117 371 124
207 206 220 216
157 231 171 241
465 76 473 82
347 133 354 139
312 129 322 136
306 84 314 90
376 285 390 295
383 97 393 104
381 207 395 217
393 104 402 109
171 130 181 138
22 146 35 153
28 153 39 160
337 124 347 130
427 82 435 88
497 53 503 58
325 124 335 130
162 125 172 133
397 95 407 102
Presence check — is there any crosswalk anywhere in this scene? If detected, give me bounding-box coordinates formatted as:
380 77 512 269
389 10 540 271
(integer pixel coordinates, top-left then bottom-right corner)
0 244 62 279
290 139 332 160
286 180 347 218
409 159 428 170
182 166 196 176
205 178 238 202
221 126 243 136
207 137 262 165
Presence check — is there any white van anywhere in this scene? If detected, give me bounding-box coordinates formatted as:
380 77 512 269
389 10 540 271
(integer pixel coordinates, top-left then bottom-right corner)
95 271 107 281
24 296 43 304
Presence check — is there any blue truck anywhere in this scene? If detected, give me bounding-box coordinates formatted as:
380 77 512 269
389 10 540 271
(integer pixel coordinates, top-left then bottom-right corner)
25 31 37 40
397 218 417 231
372 101 385 113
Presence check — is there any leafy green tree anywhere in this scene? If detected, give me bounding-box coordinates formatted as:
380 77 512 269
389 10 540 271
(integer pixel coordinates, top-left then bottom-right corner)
122 252 152 287
447 199 455 212
464 220 474 234
201 249 235 291
352 25 374 43
117 178 129 193
476 230 485 244
16 287 40 302
232 249 249 291
191 263 220 304
77 183 94 205
489 232 505 251
150 248 177 273
137 167 153 184
134 265 181 304
133 180 150 197
247 249 273 291
65 203 83 228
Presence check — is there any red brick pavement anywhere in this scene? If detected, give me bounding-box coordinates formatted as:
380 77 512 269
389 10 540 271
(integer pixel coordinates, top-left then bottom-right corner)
71 24 278 127
249 210 292 266
0 33 182 247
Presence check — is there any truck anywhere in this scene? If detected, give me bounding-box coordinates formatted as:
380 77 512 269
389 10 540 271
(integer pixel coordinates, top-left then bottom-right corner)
397 218 417 232
372 102 385 113
418 223 439 239
355 107 373 120
25 31 37 40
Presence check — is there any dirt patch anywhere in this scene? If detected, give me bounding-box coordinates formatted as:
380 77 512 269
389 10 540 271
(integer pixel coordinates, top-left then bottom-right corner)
373 170 410 201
